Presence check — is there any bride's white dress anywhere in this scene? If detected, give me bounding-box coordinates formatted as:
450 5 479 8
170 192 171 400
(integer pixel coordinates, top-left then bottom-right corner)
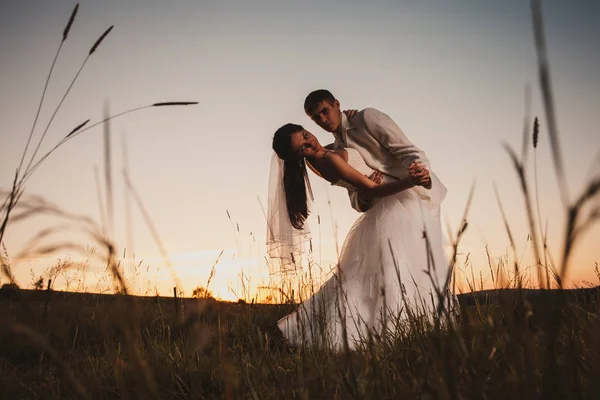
277 148 449 350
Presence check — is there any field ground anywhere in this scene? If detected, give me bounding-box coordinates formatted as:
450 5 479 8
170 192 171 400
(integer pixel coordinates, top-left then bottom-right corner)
2 285 600 399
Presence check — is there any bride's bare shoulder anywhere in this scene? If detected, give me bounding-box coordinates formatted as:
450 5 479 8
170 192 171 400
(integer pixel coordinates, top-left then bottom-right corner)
321 151 348 171
325 148 348 163
308 151 347 183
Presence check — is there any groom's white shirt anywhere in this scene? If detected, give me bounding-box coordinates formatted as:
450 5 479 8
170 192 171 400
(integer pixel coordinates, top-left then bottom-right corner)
332 108 447 214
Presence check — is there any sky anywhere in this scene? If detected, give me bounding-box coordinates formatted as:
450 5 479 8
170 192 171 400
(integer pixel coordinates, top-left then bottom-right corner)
1 0 599 300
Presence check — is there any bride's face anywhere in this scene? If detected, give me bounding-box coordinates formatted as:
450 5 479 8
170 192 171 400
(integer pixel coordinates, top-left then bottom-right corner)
289 129 320 159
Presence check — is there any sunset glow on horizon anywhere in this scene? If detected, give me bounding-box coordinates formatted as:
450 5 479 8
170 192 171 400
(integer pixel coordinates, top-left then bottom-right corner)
1 0 599 300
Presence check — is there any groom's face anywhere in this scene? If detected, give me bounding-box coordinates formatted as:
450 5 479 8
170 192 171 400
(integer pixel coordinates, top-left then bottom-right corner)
307 100 342 133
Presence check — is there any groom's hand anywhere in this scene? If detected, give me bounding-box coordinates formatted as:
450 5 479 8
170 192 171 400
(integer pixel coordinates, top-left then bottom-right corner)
343 109 359 119
367 170 383 184
408 162 431 188
422 176 432 189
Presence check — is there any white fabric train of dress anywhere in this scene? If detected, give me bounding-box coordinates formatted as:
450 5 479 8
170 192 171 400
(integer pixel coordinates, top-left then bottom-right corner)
277 147 449 350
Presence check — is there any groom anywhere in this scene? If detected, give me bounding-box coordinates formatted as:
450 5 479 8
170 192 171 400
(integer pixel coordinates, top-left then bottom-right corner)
303 89 446 215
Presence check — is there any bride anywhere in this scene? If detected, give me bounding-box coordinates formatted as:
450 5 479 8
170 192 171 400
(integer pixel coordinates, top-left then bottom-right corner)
267 119 448 350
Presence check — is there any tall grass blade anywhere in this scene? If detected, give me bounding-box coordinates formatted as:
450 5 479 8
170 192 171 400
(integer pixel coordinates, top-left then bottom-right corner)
17 43 65 174
22 102 196 185
122 133 135 290
103 101 114 238
532 116 548 287
560 179 600 285
5 321 90 400
521 84 532 161
531 0 569 207
22 55 91 178
503 143 545 287
493 182 521 287
17 3 79 175
23 24 116 178
0 171 20 247
94 165 108 235
123 170 182 291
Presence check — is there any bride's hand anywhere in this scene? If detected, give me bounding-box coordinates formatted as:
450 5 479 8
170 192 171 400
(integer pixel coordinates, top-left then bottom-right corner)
343 109 359 119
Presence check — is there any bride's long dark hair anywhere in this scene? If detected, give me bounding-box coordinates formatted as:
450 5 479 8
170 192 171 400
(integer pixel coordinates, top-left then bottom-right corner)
272 123 314 230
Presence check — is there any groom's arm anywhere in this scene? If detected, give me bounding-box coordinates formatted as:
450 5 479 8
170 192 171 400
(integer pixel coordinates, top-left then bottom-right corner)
361 108 432 189
362 108 432 172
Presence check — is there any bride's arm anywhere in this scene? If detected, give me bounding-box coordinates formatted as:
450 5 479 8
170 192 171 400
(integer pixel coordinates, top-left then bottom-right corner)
326 153 429 201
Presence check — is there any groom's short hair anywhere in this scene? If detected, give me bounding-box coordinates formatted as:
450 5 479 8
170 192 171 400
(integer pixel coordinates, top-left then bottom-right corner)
304 89 336 113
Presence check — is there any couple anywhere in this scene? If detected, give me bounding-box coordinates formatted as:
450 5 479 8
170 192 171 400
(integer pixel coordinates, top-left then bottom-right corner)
267 89 449 350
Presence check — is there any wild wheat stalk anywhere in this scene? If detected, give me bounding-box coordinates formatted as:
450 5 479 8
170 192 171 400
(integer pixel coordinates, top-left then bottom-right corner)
430 180 476 323
531 0 569 209
21 102 197 186
532 117 550 288
17 3 79 175
503 143 546 288
22 25 115 179
531 0 599 285
1 4 197 294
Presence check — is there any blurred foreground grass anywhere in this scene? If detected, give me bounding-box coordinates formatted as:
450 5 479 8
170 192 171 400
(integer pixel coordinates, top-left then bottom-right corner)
1 285 600 399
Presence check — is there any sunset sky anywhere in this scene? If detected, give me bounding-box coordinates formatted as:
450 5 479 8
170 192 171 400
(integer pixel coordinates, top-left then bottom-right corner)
1 0 599 300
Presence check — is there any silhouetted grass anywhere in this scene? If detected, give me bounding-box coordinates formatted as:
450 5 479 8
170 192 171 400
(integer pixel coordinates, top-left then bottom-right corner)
1 285 600 399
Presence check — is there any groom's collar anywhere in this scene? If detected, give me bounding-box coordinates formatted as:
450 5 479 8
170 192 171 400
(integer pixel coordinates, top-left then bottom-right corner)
339 112 356 135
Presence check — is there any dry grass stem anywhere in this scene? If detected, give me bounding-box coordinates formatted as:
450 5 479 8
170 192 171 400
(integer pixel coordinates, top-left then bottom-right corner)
531 0 569 207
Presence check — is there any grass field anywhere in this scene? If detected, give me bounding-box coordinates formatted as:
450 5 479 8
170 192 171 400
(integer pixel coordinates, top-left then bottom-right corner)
1 285 600 399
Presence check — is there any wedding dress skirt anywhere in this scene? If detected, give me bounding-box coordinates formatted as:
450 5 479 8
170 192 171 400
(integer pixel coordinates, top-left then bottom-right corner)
277 148 449 350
